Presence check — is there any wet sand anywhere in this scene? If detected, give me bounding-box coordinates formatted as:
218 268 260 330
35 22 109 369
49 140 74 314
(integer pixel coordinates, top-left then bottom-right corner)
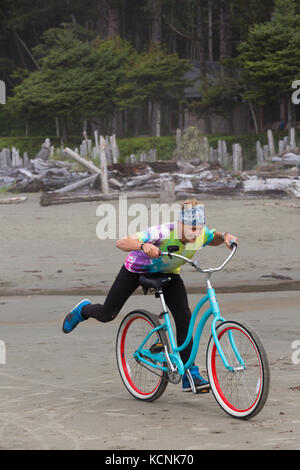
1 193 299 295
0 193 300 450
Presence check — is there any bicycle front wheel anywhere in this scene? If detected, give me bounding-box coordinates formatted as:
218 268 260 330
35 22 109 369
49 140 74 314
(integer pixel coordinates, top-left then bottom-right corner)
116 310 169 402
206 321 270 419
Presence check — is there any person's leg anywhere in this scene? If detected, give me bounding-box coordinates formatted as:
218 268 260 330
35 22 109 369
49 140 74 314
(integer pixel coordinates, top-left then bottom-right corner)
62 265 141 333
161 274 193 364
81 265 141 323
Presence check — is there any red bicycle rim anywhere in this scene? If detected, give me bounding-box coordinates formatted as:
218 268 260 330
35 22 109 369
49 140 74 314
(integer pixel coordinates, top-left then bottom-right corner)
120 316 161 396
211 326 262 413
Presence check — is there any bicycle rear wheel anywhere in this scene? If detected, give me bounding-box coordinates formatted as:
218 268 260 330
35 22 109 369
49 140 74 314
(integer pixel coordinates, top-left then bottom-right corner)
116 309 169 402
206 321 270 419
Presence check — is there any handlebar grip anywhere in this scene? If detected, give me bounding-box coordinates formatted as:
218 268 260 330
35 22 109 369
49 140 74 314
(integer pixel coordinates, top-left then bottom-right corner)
159 250 173 259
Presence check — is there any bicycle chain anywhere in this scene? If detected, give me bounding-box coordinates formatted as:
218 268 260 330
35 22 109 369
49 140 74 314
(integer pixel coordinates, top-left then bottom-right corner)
136 358 181 384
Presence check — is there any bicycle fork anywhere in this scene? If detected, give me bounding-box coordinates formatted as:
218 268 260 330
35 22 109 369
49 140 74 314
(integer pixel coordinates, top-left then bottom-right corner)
207 278 245 372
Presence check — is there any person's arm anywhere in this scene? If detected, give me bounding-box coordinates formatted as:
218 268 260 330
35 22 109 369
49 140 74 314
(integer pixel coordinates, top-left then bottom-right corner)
116 233 161 258
116 234 143 252
209 231 239 249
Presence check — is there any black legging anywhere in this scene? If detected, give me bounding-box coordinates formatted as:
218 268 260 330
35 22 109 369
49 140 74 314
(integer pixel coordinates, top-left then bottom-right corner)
81 264 193 364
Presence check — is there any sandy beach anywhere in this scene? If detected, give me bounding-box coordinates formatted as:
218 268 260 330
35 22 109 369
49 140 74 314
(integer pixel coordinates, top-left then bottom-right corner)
0 193 300 450
1 193 299 295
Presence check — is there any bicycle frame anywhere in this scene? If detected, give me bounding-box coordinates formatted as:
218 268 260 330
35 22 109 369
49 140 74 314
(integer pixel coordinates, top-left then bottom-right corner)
133 244 245 376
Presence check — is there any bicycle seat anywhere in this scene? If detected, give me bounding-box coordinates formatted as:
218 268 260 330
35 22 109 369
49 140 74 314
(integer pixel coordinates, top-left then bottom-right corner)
139 274 172 291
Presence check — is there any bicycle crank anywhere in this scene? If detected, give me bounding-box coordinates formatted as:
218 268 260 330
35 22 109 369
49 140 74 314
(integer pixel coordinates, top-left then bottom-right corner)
167 370 182 384
163 345 182 384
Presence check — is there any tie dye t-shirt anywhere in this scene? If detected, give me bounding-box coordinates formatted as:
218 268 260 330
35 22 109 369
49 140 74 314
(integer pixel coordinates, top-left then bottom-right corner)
124 222 215 274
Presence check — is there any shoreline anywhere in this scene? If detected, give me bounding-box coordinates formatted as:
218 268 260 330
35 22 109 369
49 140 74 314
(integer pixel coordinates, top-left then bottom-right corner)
1 279 299 296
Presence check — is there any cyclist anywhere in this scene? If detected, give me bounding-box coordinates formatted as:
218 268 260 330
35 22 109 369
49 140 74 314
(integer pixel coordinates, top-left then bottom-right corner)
62 199 239 393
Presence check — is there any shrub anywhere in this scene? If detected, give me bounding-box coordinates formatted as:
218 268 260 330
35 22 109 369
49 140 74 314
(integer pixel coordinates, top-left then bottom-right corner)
117 136 176 162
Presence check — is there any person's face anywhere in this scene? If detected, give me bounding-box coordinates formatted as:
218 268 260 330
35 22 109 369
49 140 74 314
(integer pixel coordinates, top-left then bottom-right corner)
177 222 204 243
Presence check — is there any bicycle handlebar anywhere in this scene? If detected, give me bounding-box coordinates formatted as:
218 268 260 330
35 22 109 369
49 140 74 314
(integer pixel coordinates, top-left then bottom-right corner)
160 241 237 274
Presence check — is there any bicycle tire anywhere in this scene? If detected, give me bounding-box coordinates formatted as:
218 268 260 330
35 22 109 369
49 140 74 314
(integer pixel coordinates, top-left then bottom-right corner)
206 321 270 419
116 309 169 402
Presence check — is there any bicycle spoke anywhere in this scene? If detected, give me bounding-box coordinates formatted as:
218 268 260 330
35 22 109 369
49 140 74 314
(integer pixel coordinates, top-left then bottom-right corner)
117 312 168 400
207 321 269 418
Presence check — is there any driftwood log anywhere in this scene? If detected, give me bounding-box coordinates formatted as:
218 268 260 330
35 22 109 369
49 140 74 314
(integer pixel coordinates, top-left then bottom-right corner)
40 191 160 206
52 174 99 194
99 136 109 194
0 196 27 204
160 179 176 203
64 147 100 174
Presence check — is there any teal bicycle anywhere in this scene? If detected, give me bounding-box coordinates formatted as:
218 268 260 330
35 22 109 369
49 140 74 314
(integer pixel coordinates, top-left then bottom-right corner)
116 243 270 419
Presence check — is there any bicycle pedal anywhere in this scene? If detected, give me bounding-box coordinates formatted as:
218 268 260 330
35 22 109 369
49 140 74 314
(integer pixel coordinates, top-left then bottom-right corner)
150 343 164 354
196 388 210 394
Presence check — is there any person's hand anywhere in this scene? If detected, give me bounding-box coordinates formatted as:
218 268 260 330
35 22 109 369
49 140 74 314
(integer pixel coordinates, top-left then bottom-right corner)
142 243 161 258
223 233 239 250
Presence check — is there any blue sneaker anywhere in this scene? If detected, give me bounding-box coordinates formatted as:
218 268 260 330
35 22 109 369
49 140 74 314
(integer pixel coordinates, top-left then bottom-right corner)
62 299 91 334
182 365 210 393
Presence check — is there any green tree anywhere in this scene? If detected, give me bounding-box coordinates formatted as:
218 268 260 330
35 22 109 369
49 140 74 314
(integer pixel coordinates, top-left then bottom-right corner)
7 27 134 140
237 0 300 127
117 43 191 135
230 0 275 45
188 60 245 134
193 70 244 115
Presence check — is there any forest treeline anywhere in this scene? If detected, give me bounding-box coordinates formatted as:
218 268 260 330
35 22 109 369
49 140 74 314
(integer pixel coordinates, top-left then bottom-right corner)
1 0 300 139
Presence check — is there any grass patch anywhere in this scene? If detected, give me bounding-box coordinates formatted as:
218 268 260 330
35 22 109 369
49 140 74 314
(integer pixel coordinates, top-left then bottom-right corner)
0 183 16 193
